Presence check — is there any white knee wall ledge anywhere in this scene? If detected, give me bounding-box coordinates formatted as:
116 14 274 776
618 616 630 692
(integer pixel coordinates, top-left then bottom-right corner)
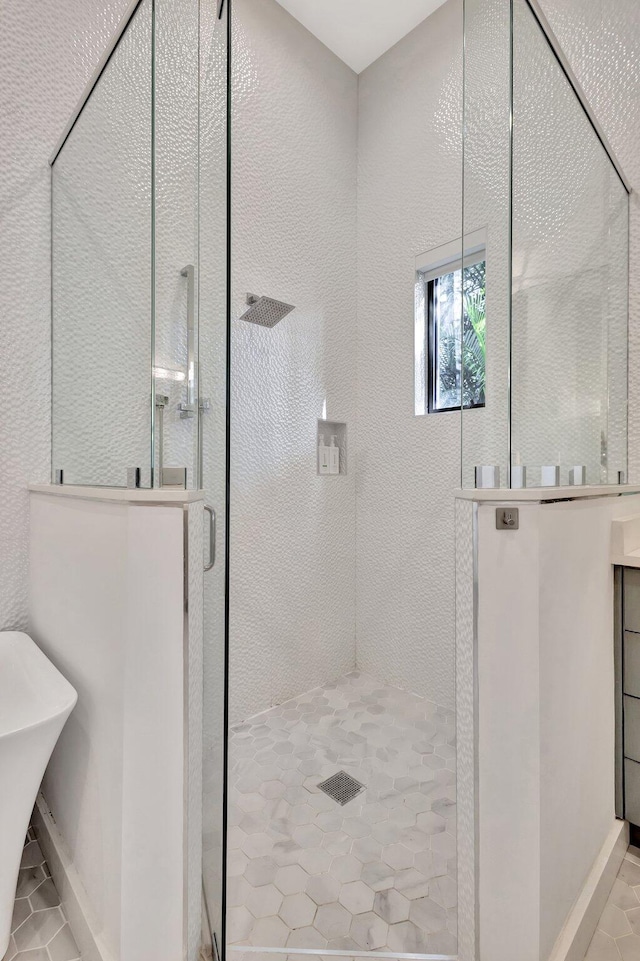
455 491 640 961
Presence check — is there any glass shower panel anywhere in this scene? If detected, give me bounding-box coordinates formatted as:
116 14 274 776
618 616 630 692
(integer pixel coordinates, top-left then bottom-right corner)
200 0 229 956
51 0 153 487
462 0 629 490
511 0 629 487
153 0 229 950
153 0 201 490
461 0 512 489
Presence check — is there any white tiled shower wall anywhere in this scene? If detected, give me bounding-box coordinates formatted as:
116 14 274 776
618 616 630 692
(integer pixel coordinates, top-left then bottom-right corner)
229 0 358 723
229 0 459 720
355 0 462 710
1 0 640 718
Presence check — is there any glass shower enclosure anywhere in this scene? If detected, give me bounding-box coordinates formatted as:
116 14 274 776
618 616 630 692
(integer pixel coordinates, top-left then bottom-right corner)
48 0 632 959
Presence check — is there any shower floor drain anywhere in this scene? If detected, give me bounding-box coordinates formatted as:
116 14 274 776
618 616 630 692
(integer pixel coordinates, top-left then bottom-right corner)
317 771 365 806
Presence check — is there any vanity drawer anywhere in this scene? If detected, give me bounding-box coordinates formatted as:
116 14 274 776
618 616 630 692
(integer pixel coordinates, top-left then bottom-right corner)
624 568 640 633
625 695 640 762
626 758 640 825
625 632 640 697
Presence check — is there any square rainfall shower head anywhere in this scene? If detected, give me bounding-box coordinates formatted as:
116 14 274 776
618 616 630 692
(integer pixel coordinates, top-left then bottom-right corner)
240 294 295 328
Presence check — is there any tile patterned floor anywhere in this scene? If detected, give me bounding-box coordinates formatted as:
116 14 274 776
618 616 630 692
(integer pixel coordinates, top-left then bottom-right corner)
2 829 80 961
227 672 457 956
584 846 640 960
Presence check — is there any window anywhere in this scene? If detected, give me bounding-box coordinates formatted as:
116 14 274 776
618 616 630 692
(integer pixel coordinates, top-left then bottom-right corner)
414 233 486 414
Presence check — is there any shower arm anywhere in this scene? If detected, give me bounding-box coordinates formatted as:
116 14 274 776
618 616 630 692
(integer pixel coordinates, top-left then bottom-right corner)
179 264 197 419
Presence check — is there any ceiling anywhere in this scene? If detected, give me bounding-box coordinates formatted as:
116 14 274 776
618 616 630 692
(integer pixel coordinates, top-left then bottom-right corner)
273 0 448 74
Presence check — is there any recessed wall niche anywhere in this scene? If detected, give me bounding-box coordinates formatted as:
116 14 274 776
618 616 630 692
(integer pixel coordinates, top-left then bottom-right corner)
317 420 347 475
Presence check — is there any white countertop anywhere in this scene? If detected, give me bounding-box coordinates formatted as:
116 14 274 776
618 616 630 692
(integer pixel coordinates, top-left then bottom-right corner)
28 483 204 505
612 512 640 568
612 548 640 568
456 484 640 503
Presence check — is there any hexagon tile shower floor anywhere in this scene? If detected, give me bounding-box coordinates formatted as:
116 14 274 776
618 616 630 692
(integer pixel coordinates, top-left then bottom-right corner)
227 672 457 956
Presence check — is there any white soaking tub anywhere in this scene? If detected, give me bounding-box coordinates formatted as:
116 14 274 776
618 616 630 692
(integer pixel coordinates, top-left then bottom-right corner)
0 632 77 957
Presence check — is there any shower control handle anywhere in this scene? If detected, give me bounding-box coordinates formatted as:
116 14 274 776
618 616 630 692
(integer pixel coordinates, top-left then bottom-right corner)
204 505 216 572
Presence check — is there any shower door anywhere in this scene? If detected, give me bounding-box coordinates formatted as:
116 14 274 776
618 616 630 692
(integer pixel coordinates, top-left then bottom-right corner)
200 0 230 957
156 0 230 951
153 0 229 956
51 0 230 953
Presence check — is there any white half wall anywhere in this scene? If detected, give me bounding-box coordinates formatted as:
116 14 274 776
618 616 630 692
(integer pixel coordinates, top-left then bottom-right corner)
28 490 200 961
468 491 640 961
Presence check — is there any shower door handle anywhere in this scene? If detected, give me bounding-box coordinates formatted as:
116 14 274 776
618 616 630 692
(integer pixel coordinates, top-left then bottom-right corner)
179 264 197 418
204 505 216 571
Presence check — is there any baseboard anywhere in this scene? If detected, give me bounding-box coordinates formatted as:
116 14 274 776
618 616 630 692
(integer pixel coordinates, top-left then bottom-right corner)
32 794 117 961
548 819 629 961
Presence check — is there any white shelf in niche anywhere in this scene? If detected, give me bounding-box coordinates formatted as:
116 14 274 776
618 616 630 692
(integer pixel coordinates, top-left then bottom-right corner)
317 420 347 476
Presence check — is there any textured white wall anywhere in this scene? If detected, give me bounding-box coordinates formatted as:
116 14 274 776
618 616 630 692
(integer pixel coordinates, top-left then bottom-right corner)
0 0 131 629
355 0 462 711
229 0 358 723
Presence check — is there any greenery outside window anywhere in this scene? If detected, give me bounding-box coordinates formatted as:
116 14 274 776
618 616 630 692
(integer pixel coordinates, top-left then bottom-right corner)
414 232 486 415
428 259 485 412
